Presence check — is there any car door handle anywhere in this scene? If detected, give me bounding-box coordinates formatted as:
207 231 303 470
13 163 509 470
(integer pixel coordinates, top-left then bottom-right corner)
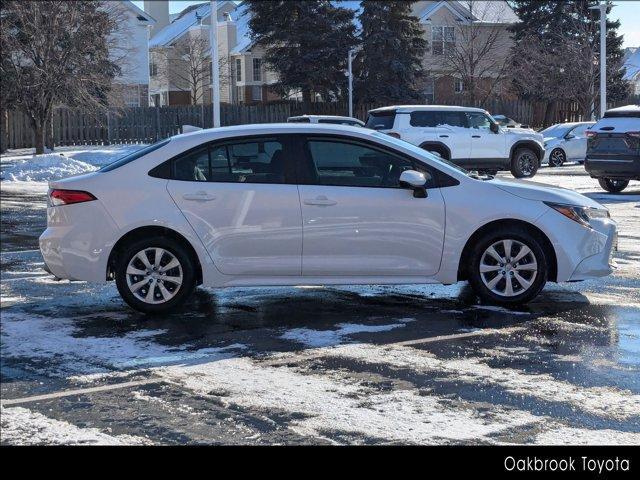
304 196 337 206
439 135 449 138
472 135 481 138
182 192 216 201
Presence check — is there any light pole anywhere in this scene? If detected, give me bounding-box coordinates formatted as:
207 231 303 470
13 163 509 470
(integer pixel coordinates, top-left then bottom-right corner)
348 48 354 118
210 0 220 127
590 1 613 119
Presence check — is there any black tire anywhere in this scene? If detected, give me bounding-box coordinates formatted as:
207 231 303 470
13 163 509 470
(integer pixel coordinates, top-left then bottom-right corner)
598 178 629 193
510 148 539 178
549 148 565 167
115 236 197 314
467 226 548 306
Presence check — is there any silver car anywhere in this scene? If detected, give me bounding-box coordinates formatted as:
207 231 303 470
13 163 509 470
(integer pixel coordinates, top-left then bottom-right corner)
542 122 595 167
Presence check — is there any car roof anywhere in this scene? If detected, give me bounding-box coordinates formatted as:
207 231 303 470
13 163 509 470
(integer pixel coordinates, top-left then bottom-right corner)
605 104 640 114
288 115 361 121
548 121 595 128
369 105 487 114
173 123 370 143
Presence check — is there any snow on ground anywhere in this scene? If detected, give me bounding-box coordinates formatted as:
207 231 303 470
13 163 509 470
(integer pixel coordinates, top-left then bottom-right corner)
0 144 145 183
0 406 151 445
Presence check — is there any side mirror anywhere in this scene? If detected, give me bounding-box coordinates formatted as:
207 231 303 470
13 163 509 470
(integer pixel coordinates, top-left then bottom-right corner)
490 123 500 134
399 170 428 198
565 133 575 139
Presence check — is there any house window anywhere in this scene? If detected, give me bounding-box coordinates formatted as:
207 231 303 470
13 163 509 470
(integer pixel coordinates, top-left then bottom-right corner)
253 58 262 82
235 58 242 82
432 26 455 56
235 86 245 103
123 85 140 107
454 78 464 93
251 85 263 101
424 78 435 104
149 63 158 77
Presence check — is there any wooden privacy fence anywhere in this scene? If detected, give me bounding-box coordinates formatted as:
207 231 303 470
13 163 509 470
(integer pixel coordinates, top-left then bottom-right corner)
0 98 630 150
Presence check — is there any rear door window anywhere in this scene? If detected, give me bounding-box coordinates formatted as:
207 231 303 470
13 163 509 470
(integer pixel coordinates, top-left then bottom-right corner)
410 111 466 128
169 137 292 184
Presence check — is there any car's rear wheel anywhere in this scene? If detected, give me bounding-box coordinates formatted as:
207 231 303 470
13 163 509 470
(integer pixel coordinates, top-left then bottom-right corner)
510 148 539 178
598 178 629 193
468 228 547 305
115 237 196 313
549 148 565 167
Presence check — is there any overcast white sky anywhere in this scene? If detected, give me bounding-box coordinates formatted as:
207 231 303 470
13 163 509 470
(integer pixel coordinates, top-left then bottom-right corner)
133 0 640 49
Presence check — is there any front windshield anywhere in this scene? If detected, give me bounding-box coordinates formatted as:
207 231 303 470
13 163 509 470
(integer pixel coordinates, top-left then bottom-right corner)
371 131 470 176
540 124 571 138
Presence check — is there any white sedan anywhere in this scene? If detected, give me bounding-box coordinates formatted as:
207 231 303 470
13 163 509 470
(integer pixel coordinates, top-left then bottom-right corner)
40 124 617 313
542 122 595 167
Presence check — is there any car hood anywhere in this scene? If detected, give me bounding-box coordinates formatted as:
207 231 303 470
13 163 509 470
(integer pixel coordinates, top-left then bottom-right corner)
504 128 543 141
543 136 559 144
489 177 604 209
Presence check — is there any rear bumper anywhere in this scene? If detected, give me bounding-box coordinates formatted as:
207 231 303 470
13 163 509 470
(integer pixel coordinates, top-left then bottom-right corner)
585 155 640 180
39 200 118 282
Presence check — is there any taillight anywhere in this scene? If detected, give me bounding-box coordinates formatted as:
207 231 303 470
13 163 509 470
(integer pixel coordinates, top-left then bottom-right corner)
387 132 401 139
49 189 96 206
627 131 640 138
585 130 597 138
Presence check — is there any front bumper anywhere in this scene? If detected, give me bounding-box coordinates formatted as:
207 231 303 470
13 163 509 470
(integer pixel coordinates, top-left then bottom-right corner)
568 228 618 281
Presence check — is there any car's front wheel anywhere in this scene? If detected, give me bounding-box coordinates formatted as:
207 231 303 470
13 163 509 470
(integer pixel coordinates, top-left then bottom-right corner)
115 237 196 313
598 178 629 193
549 148 566 167
510 148 539 178
468 228 548 305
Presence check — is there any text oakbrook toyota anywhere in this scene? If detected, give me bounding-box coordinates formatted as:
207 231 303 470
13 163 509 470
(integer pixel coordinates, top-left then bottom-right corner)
39 124 617 313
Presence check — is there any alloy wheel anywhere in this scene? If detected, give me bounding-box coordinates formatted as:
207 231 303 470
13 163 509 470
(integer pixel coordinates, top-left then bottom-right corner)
479 239 538 297
518 153 535 176
125 248 183 304
549 149 565 167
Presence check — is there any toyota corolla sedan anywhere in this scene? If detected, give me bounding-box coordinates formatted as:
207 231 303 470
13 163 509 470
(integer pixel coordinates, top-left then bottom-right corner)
40 124 617 313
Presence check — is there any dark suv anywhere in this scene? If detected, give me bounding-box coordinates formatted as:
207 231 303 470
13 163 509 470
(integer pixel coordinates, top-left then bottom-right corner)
585 105 640 192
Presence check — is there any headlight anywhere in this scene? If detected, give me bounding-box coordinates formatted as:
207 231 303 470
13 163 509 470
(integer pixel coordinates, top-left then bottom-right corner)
544 202 609 228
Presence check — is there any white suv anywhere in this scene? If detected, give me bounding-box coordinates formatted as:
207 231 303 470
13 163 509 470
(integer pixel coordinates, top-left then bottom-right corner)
365 105 545 178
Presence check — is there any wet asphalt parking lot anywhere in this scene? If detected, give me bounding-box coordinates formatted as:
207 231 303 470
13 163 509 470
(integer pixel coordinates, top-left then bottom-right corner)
0 165 639 445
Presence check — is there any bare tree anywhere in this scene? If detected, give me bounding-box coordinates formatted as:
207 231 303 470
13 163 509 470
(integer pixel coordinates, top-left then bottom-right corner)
153 32 230 106
1 1 120 153
437 1 513 106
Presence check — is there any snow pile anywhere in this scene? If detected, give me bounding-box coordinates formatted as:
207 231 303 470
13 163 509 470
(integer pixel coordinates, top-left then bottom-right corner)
0 406 151 445
2 153 98 182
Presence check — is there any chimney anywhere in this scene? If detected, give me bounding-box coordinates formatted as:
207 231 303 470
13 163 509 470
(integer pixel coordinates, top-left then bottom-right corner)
144 0 169 37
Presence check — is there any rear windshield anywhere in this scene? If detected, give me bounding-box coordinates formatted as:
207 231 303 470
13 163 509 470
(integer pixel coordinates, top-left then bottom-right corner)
604 109 640 118
365 111 396 130
592 117 640 133
99 139 171 172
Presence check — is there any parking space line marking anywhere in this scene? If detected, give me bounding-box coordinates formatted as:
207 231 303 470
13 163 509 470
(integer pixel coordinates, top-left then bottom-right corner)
0 249 41 256
0 378 162 407
262 325 527 367
390 326 526 346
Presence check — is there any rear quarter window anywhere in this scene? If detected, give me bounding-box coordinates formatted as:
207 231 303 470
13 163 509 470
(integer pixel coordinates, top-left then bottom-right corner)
365 112 396 130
